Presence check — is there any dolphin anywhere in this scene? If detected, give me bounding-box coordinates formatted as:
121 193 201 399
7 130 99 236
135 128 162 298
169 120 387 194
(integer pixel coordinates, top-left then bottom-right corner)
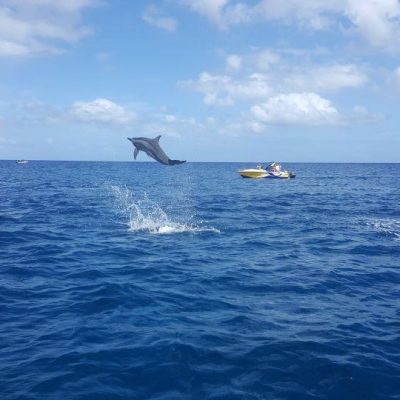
127 136 186 166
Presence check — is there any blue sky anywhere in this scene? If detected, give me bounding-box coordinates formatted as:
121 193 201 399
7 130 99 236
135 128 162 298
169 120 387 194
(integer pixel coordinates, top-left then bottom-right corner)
0 0 400 162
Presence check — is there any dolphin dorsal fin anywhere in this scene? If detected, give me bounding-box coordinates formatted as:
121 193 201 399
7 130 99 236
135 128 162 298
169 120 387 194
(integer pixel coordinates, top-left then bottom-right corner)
154 135 161 142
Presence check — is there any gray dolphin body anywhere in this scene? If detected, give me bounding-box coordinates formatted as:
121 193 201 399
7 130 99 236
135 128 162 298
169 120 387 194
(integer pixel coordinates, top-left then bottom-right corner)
127 136 186 166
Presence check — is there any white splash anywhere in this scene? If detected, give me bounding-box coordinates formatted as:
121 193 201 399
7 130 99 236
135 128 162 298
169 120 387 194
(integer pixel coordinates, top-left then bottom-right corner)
110 185 219 235
366 218 400 241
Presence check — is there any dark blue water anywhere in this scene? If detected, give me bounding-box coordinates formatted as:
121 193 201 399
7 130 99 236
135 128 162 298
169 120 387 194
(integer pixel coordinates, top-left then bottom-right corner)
1 161 399 400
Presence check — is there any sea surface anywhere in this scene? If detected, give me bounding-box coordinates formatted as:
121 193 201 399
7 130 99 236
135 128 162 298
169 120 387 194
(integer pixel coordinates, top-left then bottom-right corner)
0 161 399 400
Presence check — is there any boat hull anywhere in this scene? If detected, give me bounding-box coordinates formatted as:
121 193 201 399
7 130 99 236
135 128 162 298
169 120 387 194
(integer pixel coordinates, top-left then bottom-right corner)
239 169 270 179
239 169 295 179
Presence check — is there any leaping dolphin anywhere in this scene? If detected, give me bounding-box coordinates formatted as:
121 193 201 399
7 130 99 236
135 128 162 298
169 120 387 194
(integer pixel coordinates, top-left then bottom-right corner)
127 136 186 166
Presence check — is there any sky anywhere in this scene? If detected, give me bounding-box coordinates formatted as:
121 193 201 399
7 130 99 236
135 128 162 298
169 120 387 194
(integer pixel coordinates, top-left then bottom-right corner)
0 0 400 162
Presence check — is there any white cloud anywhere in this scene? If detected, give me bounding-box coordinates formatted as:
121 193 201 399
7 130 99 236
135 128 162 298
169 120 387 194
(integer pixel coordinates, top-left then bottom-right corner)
180 0 400 52
345 0 400 52
251 92 339 125
6 98 206 137
226 54 242 71
248 121 265 133
180 0 340 29
180 54 367 107
223 48 367 92
180 0 229 28
256 0 343 29
179 71 272 106
0 0 98 57
70 98 136 124
165 114 177 122
252 49 280 70
283 64 368 92
258 0 400 51
142 5 177 32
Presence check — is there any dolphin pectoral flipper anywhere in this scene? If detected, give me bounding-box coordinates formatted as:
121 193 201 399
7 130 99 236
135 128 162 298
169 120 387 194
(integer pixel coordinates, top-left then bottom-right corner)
134 147 139 160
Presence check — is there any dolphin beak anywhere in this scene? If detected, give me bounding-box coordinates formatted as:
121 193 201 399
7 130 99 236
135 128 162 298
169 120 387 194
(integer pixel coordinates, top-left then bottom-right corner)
127 137 132 142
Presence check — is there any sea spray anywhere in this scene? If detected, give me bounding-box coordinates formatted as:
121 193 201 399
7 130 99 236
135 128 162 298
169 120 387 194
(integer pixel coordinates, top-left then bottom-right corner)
110 185 219 234
366 218 400 241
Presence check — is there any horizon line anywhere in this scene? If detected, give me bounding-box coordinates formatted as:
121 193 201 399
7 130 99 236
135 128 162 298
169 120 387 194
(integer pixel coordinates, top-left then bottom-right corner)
2 159 400 164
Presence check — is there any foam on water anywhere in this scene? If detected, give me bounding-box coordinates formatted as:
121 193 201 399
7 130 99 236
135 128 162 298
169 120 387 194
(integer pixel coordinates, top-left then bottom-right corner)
366 218 400 241
110 185 219 234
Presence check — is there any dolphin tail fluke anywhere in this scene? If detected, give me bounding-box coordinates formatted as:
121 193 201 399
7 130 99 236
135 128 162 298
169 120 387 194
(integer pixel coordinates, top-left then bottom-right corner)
168 159 186 166
134 147 139 160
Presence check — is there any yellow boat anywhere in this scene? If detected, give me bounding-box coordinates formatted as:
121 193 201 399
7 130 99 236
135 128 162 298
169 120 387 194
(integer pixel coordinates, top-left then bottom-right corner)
238 168 270 179
239 163 295 179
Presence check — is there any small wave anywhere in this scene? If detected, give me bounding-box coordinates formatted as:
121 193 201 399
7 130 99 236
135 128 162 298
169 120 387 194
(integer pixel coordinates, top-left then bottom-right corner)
110 185 220 235
366 218 400 241
154 224 220 235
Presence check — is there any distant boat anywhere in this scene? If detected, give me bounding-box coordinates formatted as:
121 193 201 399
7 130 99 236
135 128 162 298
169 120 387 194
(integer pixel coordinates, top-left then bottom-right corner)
16 160 28 164
239 162 296 179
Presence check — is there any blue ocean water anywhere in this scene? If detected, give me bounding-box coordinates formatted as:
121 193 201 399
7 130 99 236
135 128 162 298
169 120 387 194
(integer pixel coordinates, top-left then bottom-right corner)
0 161 399 400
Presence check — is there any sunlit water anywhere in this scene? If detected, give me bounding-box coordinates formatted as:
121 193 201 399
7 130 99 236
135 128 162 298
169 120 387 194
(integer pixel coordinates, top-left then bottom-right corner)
1 161 399 399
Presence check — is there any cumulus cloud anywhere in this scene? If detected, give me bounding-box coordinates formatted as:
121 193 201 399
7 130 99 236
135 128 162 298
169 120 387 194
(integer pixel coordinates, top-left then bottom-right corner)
179 71 272 106
251 92 339 125
142 5 177 32
0 0 99 57
180 53 367 107
5 98 204 137
224 48 367 92
70 98 136 124
180 0 400 52
345 0 400 52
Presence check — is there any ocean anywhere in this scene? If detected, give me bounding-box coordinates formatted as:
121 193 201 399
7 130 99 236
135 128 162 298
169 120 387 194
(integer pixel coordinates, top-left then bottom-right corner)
0 161 399 400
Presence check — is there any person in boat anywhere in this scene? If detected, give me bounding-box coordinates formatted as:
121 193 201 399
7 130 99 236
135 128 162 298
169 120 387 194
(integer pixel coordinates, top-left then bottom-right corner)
266 162 283 174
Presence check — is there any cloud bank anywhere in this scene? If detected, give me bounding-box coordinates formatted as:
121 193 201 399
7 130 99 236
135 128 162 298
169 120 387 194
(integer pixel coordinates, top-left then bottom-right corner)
0 0 99 57
180 0 400 52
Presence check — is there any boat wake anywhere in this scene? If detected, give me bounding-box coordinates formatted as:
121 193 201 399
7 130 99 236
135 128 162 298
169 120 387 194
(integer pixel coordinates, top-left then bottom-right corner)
110 185 220 235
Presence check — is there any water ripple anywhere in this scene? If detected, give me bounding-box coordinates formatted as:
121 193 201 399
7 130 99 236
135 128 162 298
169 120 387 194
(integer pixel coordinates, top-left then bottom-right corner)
0 162 399 399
